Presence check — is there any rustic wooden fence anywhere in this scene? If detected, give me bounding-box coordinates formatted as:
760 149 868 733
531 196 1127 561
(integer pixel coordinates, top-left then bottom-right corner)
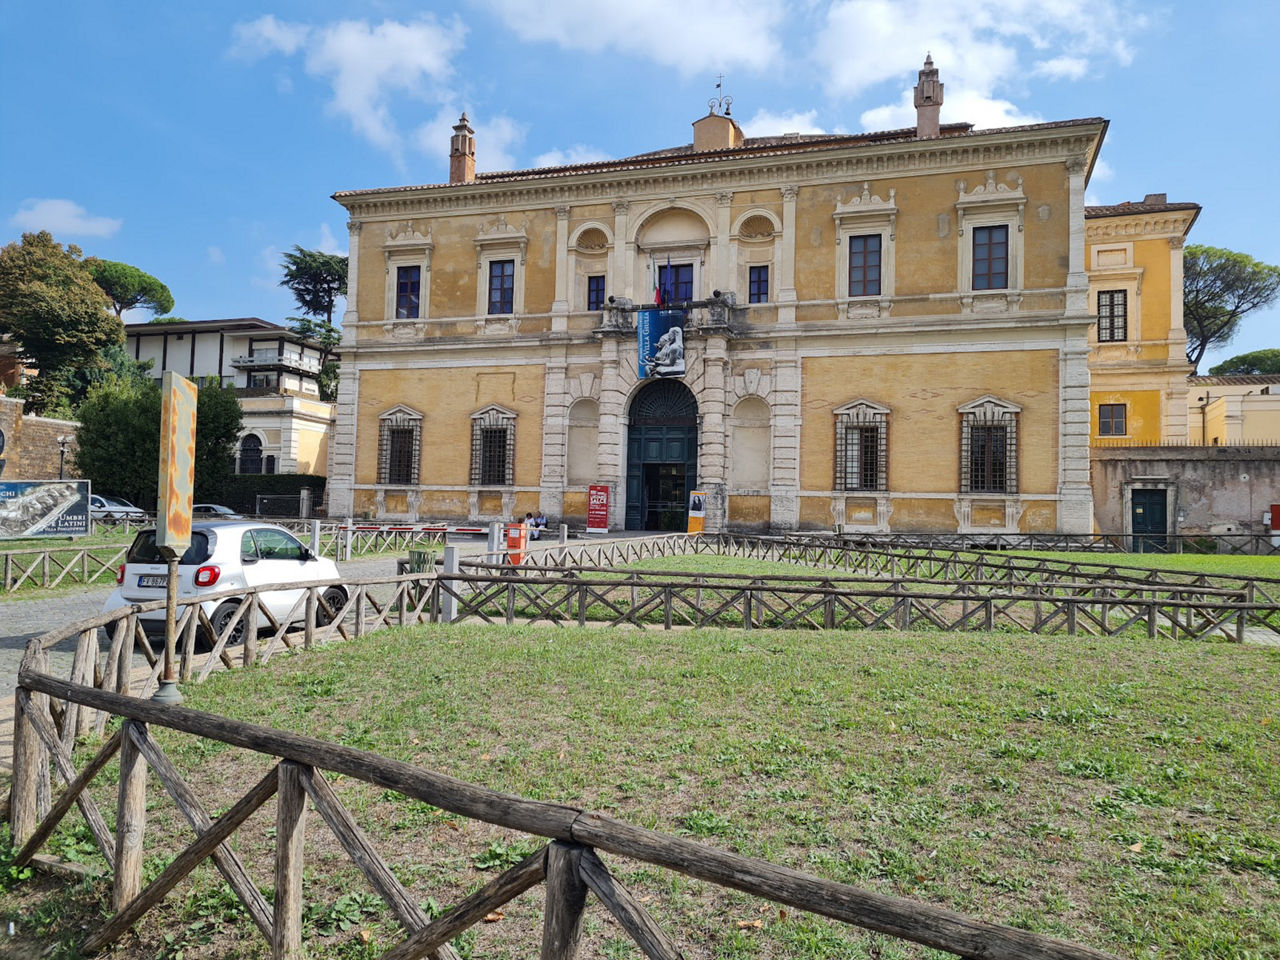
2 543 131 592
10 669 1122 960
813 530 1280 555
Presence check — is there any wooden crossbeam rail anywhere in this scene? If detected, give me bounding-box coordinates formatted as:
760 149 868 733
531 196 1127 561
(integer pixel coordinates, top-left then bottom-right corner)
1 544 130 592
10 674 1122 960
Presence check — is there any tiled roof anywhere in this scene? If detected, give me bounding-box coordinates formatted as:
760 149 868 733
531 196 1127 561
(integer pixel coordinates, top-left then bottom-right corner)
334 116 1107 200
1189 375 1280 385
1085 200 1201 218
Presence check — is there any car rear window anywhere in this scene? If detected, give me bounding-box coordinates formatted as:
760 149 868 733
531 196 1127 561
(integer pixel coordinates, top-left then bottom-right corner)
126 531 212 565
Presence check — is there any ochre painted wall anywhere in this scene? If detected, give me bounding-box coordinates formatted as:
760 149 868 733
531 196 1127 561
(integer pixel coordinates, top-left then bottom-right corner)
1091 389 1162 443
355 365 546 485
800 349 1061 495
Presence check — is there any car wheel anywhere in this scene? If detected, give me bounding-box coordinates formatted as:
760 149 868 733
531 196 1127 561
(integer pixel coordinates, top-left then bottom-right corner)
210 601 248 647
316 587 347 626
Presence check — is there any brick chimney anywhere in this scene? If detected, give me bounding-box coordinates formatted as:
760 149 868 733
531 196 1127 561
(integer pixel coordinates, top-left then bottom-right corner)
450 112 475 184
913 54 943 139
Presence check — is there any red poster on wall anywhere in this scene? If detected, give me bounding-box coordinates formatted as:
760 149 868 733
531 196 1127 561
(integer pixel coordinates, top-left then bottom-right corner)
587 484 610 534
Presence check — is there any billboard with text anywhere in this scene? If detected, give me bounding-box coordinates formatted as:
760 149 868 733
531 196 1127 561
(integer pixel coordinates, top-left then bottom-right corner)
0 480 90 538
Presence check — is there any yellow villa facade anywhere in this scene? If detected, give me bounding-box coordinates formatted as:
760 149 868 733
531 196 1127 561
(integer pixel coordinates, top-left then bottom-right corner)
1083 196 1199 446
327 61 1107 534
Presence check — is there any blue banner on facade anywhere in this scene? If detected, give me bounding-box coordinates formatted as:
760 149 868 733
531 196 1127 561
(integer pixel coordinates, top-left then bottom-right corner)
637 308 687 379
0 480 91 538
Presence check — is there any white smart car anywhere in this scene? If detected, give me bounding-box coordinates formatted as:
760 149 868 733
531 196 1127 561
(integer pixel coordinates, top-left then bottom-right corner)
103 521 347 643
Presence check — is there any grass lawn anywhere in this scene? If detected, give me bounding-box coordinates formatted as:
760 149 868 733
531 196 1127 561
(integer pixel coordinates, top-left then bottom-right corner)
5 616 1277 959
1010 551 1280 581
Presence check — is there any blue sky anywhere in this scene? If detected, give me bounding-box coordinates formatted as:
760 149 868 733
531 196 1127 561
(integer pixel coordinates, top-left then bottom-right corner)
2 1 1276 371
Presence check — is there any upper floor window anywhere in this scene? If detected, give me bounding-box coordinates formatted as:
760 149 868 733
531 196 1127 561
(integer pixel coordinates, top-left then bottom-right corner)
1099 403 1127 436
470 405 517 487
396 266 421 319
848 235 882 298
833 400 889 492
658 263 693 302
748 265 769 303
959 396 1020 495
488 260 515 314
587 274 606 311
1098 290 1128 342
972 225 1009 290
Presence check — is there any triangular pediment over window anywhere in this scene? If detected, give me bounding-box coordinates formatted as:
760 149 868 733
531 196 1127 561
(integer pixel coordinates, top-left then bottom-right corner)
471 403 517 422
834 398 891 417
957 395 1021 416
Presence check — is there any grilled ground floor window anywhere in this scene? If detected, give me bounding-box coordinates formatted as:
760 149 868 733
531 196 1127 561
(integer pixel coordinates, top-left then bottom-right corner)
470 405 517 486
959 396 1020 494
377 406 423 485
833 400 889 491
1099 402 1127 436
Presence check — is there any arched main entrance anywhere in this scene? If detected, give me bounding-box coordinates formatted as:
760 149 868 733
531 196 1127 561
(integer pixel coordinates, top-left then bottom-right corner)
626 379 698 531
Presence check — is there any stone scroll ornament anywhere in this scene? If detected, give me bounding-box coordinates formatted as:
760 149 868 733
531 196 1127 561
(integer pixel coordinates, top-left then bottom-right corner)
637 308 686 379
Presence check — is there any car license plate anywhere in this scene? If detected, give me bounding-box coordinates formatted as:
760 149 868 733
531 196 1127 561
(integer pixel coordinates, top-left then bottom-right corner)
138 575 168 588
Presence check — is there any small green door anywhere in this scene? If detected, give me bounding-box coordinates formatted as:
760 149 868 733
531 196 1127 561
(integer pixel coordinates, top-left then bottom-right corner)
1131 488 1168 553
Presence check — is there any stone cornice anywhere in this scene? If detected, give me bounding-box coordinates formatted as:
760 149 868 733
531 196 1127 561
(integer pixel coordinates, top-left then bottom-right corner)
336 125 1105 221
1085 210 1198 241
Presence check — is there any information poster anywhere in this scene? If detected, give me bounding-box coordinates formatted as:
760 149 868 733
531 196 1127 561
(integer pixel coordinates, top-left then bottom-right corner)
0 480 90 538
587 484 610 534
687 490 706 535
637 308 687 379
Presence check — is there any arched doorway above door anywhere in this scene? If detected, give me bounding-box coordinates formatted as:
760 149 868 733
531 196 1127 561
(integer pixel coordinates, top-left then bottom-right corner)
626 379 698 531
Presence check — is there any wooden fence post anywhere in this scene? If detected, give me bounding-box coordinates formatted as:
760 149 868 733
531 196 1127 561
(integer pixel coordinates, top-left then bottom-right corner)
244 599 260 668
114 720 148 911
10 686 44 847
274 761 308 959
441 546 459 624
305 588 317 649
542 842 587 960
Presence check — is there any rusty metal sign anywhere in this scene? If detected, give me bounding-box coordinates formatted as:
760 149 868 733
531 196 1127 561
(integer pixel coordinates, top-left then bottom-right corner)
156 371 197 558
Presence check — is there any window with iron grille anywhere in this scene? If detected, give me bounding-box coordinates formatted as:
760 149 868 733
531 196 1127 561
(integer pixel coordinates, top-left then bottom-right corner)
470 406 516 486
488 259 515 314
238 435 263 475
834 402 888 491
396 266 421 319
848 235 882 297
587 274 606 311
1097 290 1128 341
959 399 1018 494
377 407 422 485
1098 403 1127 436
972 225 1009 290
748 265 769 303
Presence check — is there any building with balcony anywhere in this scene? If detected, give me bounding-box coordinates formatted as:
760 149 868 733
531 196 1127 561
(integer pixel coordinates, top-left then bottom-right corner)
124 317 336 476
327 60 1108 533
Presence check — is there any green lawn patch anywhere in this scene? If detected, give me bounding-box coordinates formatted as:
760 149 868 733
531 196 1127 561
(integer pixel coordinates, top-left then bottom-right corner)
7 619 1276 958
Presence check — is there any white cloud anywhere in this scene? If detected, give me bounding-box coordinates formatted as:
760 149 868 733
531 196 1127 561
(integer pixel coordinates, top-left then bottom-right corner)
1034 56 1089 80
480 0 786 75
230 15 467 166
533 145 612 168
318 223 345 255
1092 158 1115 182
813 0 1143 131
414 109 527 173
10 198 122 238
207 246 225 265
739 109 827 137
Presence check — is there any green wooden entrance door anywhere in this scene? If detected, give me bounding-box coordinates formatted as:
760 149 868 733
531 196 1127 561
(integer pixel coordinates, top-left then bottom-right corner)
626 380 697 531
1131 488 1168 553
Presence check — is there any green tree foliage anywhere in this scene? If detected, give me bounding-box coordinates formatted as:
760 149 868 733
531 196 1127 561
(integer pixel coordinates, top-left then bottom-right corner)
86 258 174 319
280 246 347 326
287 314 342 401
0 231 121 413
1207 349 1280 376
74 378 243 507
1184 245 1280 371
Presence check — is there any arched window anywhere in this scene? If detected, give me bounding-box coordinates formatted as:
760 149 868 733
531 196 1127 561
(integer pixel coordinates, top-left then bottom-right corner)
239 435 263 475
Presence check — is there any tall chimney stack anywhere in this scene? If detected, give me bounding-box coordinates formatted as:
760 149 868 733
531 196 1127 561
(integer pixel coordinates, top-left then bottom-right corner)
913 54 943 139
450 112 475 184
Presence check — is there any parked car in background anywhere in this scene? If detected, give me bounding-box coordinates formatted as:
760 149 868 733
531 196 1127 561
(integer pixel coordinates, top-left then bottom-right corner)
192 503 244 520
89 494 148 521
103 521 347 644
